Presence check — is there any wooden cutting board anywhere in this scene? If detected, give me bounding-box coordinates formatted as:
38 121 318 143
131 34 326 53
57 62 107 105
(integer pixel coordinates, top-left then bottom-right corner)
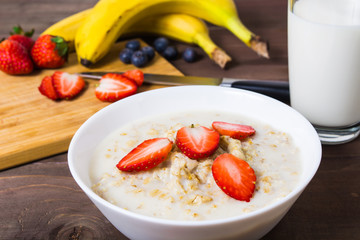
0 40 183 170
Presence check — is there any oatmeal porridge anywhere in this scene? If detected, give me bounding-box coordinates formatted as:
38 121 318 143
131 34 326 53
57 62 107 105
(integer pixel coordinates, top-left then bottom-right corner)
90 110 301 221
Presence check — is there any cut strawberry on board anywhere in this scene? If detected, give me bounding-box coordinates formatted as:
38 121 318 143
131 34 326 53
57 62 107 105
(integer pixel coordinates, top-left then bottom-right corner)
212 121 255 140
176 125 220 160
52 71 85 99
117 138 173 172
38 75 59 100
122 69 144 87
212 153 256 202
95 73 138 102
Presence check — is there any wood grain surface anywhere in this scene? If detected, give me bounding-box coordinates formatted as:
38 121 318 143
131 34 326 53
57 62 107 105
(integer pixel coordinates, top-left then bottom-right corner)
0 0 359 240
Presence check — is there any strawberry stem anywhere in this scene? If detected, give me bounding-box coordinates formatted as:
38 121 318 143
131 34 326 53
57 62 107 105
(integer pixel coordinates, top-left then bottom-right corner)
51 36 68 57
10 25 34 37
11 26 22 35
24 29 35 37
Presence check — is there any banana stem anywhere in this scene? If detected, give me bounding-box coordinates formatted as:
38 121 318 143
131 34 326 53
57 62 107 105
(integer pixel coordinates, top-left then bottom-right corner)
250 35 269 59
212 48 232 69
194 33 232 69
226 17 270 59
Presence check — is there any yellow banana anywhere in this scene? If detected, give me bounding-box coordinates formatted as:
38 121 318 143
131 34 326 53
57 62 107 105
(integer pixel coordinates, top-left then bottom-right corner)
75 0 269 67
42 9 91 51
42 11 231 68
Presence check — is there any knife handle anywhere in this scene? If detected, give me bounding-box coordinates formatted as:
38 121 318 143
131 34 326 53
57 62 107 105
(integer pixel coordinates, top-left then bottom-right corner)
231 81 290 103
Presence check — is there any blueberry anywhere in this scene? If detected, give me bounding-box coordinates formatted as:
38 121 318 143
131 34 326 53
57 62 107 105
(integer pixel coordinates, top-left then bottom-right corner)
131 50 148 67
153 37 169 53
126 40 141 51
163 46 178 60
182 47 197 63
119 48 134 64
141 46 155 61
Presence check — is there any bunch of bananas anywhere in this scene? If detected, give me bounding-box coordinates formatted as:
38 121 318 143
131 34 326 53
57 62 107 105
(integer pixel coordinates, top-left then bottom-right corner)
42 0 269 69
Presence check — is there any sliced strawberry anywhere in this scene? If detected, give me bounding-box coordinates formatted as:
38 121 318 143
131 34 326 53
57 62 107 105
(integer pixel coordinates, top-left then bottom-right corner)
52 71 85 99
212 153 256 202
212 121 255 140
122 69 144 87
117 138 173 172
38 75 59 100
95 73 138 102
176 125 220 160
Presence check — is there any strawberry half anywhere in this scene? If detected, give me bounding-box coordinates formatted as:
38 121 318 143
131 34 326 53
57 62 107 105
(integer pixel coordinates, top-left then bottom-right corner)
52 71 85 99
212 153 256 202
95 73 137 102
122 69 144 86
212 121 255 140
117 138 173 172
38 75 59 100
175 125 220 160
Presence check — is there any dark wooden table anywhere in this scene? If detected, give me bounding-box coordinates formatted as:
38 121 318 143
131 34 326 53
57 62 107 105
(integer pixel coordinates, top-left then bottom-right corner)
1 0 359 239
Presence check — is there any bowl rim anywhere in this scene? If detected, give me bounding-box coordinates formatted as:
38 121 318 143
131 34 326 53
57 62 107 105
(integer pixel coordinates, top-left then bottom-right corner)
68 85 322 226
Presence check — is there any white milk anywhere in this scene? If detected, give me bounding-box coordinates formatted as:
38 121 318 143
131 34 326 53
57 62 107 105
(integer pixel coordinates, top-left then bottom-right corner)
288 0 360 127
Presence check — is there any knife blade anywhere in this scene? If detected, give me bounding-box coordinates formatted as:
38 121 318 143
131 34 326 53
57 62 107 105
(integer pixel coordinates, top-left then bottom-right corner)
79 72 290 103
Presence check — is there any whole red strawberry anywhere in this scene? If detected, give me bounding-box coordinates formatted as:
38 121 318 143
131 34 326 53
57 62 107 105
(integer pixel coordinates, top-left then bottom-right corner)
8 26 35 52
0 39 33 75
31 34 68 69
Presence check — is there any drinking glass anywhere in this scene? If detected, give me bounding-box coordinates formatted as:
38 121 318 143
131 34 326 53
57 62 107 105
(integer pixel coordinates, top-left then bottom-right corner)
288 0 360 144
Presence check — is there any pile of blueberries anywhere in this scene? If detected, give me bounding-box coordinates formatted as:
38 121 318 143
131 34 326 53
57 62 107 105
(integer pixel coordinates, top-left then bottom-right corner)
119 37 198 67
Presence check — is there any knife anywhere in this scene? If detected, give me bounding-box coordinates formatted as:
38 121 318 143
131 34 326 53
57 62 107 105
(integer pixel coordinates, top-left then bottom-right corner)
79 72 290 103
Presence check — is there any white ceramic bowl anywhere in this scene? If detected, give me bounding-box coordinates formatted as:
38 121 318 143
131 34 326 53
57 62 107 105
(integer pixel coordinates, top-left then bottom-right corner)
68 86 322 240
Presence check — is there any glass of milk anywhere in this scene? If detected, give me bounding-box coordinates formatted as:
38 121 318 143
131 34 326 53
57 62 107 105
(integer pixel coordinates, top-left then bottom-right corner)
288 0 360 144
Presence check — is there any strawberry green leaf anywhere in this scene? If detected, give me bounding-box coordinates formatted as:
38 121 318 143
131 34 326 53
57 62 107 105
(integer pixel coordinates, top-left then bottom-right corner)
51 36 68 57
